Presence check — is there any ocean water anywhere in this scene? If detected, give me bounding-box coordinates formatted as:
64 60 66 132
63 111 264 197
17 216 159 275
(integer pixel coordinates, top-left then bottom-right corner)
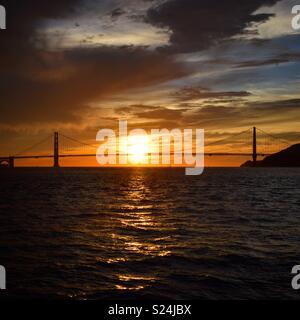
0 167 300 300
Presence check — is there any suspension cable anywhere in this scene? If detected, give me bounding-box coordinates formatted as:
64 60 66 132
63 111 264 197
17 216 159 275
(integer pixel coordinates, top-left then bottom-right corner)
14 134 53 157
205 128 252 147
256 128 290 146
59 133 98 149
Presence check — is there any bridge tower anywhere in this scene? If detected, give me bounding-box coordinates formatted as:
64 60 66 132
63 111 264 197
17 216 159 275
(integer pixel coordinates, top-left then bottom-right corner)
9 157 14 168
252 126 257 164
54 132 59 168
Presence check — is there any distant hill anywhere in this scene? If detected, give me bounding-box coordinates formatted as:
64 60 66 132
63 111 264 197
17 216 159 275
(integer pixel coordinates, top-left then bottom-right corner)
241 143 300 167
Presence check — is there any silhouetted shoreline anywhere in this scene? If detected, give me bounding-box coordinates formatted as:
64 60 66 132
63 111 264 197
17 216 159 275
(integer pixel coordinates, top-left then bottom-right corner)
241 143 300 167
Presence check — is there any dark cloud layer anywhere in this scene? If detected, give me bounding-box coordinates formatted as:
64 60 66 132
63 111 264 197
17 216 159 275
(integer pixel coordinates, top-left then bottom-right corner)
147 0 280 53
110 8 126 20
118 105 187 121
0 0 185 125
0 45 185 125
234 52 300 68
118 98 300 130
188 98 300 128
234 58 289 68
248 98 300 111
173 87 252 102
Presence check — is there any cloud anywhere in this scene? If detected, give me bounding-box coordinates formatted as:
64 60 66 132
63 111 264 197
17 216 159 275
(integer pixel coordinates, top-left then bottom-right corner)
1 0 299 142
0 46 186 125
0 1 186 126
146 0 280 53
115 104 187 121
234 58 289 68
234 52 300 69
112 95 300 131
248 98 300 111
134 106 187 120
121 97 299 130
173 87 252 102
186 98 300 128
110 8 127 20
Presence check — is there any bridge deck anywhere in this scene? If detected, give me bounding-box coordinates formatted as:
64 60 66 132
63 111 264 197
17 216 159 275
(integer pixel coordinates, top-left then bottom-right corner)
1 153 272 160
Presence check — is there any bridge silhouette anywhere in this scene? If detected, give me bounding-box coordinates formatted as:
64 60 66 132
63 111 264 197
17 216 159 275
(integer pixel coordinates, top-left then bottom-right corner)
0 127 290 168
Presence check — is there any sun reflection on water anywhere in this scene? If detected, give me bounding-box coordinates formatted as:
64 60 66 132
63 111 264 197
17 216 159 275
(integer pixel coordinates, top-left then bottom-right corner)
115 274 157 291
105 171 173 292
115 284 145 291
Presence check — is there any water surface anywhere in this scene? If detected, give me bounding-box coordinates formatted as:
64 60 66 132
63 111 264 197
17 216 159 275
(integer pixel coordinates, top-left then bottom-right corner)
0 168 299 299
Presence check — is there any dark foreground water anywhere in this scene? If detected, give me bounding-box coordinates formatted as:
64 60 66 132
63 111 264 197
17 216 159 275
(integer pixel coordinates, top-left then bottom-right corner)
0 167 300 300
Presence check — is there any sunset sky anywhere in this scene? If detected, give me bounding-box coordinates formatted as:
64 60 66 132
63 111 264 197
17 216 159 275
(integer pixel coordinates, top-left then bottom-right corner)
0 0 300 166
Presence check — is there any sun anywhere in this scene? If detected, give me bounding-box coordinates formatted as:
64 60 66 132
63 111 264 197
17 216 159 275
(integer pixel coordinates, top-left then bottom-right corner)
127 135 149 164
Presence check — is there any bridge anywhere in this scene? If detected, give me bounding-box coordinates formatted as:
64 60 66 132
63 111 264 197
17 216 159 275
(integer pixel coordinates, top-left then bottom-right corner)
0 127 290 168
